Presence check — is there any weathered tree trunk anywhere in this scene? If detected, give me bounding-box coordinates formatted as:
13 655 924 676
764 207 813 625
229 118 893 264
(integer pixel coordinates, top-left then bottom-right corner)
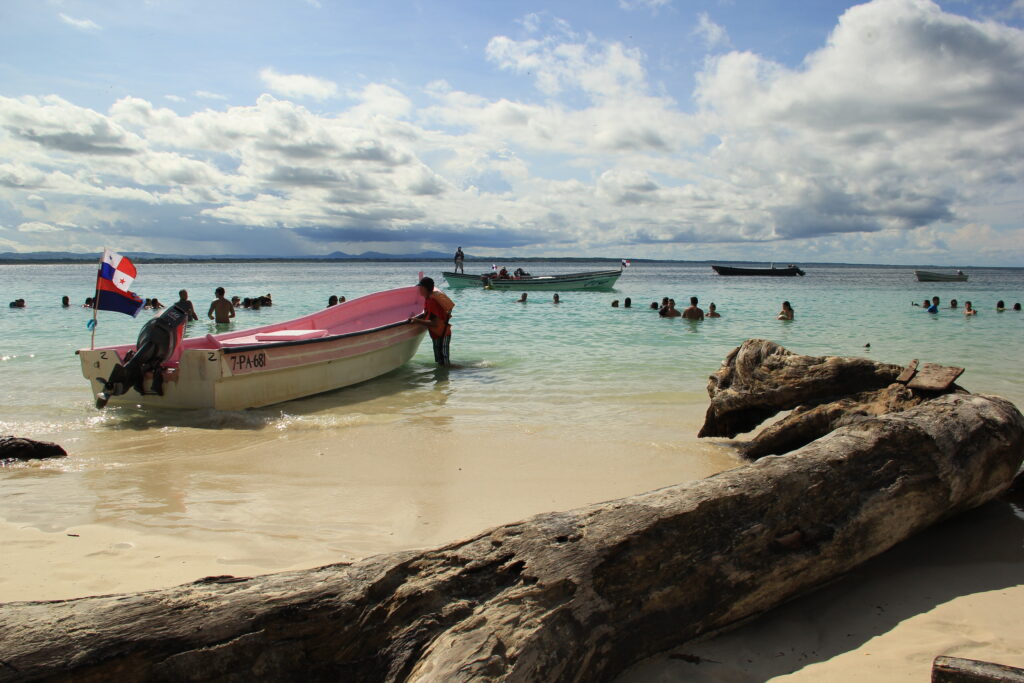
698 338 905 438
932 656 1024 683
739 384 925 459
2 393 1022 682
0 436 66 462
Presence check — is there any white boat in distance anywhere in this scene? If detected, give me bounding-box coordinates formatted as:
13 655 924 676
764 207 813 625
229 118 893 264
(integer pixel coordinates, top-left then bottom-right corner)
914 270 968 282
443 268 622 291
78 286 427 410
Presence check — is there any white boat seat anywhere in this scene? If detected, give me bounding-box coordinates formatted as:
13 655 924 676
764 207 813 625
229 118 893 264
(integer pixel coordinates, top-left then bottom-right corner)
254 329 328 342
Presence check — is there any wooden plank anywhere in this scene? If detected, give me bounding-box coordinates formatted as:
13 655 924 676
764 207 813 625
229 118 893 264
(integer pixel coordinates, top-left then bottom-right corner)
908 363 965 391
896 358 919 384
933 655 1024 683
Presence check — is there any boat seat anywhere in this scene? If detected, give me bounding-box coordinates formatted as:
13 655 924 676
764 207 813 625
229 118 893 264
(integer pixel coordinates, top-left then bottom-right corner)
254 329 328 342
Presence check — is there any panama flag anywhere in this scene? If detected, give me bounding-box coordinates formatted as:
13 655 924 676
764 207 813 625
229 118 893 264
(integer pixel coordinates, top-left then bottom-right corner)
621 259 631 268
100 249 137 292
95 249 144 317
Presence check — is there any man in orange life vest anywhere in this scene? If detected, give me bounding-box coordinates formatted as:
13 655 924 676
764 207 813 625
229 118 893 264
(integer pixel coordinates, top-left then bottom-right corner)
408 277 451 367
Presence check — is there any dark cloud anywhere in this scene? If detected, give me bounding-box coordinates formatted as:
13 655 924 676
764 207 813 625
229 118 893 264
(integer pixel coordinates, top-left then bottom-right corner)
0 168 42 189
770 186 955 239
5 116 138 156
605 127 668 152
407 175 446 196
294 224 555 248
321 205 425 222
263 166 345 187
339 141 411 166
18 131 137 155
255 141 338 160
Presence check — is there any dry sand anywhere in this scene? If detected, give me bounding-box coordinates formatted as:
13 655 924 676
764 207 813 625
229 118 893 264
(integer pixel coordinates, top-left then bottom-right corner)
2 409 1022 682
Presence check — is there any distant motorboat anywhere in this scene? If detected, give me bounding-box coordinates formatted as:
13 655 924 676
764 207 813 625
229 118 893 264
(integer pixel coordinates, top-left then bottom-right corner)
79 286 427 410
443 268 623 291
914 270 968 282
711 264 805 277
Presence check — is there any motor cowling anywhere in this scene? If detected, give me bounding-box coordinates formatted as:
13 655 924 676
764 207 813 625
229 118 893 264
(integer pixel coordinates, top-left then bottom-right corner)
96 302 190 408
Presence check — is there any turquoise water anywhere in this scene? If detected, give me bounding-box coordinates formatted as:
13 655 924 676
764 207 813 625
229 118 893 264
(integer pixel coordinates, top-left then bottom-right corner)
1 260 1023 439
1 260 1022 596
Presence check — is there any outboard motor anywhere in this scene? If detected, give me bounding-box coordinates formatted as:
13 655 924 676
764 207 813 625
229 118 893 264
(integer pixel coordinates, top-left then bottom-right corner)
96 302 190 408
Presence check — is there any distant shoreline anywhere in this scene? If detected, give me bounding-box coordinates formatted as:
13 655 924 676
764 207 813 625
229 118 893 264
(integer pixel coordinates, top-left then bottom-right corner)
0 256 1017 270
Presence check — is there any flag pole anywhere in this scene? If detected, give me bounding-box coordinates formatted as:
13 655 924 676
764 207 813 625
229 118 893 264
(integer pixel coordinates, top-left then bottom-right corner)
90 249 103 349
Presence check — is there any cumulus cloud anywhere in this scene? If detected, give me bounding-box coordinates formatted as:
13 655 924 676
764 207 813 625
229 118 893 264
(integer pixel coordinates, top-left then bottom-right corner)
260 68 339 101
194 90 228 101
1 0 1022 263
1 95 139 156
486 32 648 99
58 13 100 31
693 12 731 50
618 0 670 12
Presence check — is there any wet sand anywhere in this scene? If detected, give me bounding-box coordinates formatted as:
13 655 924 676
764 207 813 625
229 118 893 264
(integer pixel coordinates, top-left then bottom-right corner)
0 404 736 602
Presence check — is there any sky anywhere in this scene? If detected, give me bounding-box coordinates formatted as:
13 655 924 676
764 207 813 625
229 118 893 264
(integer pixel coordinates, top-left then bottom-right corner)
1 0 1023 265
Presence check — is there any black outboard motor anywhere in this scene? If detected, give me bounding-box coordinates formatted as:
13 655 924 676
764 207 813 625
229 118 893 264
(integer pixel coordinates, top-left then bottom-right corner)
96 302 190 408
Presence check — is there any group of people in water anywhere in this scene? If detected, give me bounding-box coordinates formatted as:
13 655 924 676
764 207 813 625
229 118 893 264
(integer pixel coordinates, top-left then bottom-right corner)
646 296 730 320
508 292 791 321
36 288 274 325
913 296 1021 315
606 296 788 320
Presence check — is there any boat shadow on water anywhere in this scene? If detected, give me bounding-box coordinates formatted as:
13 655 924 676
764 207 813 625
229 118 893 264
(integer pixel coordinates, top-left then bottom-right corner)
95 361 464 432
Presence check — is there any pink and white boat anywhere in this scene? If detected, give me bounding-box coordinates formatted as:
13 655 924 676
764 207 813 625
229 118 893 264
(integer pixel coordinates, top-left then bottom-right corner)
78 286 427 410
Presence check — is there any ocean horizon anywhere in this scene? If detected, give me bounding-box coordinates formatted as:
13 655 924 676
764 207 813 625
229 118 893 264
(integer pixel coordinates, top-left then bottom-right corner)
0 251 1016 270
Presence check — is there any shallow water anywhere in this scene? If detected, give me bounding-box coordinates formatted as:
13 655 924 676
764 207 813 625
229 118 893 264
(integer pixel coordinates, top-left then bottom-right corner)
1 260 1022 597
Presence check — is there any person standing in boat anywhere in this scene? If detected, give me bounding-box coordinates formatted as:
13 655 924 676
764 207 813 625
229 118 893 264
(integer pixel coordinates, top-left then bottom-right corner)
409 277 451 367
208 287 235 324
177 290 199 321
453 247 465 274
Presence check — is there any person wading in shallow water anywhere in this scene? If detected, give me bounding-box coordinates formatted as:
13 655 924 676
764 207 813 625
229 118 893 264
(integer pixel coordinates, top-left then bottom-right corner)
208 287 235 324
408 277 452 367
177 289 198 321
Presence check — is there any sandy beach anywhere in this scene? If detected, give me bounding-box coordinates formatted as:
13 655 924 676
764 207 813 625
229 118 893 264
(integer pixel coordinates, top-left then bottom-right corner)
0 405 735 602
4 410 1022 681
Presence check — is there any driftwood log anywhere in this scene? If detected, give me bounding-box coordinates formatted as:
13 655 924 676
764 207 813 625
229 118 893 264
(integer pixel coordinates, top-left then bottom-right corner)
0 436 66 463
932 656 1024 683
698 339 973 460
697 339 905 439
2 344 1022 682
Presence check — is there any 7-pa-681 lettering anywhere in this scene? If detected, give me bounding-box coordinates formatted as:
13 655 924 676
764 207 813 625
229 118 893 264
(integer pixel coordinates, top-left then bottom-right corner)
230 352 267 372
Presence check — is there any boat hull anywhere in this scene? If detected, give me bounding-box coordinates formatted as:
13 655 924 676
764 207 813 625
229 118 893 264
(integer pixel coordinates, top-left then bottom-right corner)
79 287 428 410
914 270 968 282
712 265 805 276
442 272 487 288
443 269 622 291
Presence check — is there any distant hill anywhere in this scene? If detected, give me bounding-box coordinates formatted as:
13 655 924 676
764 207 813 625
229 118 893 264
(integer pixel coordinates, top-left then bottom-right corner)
0 250 454 263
